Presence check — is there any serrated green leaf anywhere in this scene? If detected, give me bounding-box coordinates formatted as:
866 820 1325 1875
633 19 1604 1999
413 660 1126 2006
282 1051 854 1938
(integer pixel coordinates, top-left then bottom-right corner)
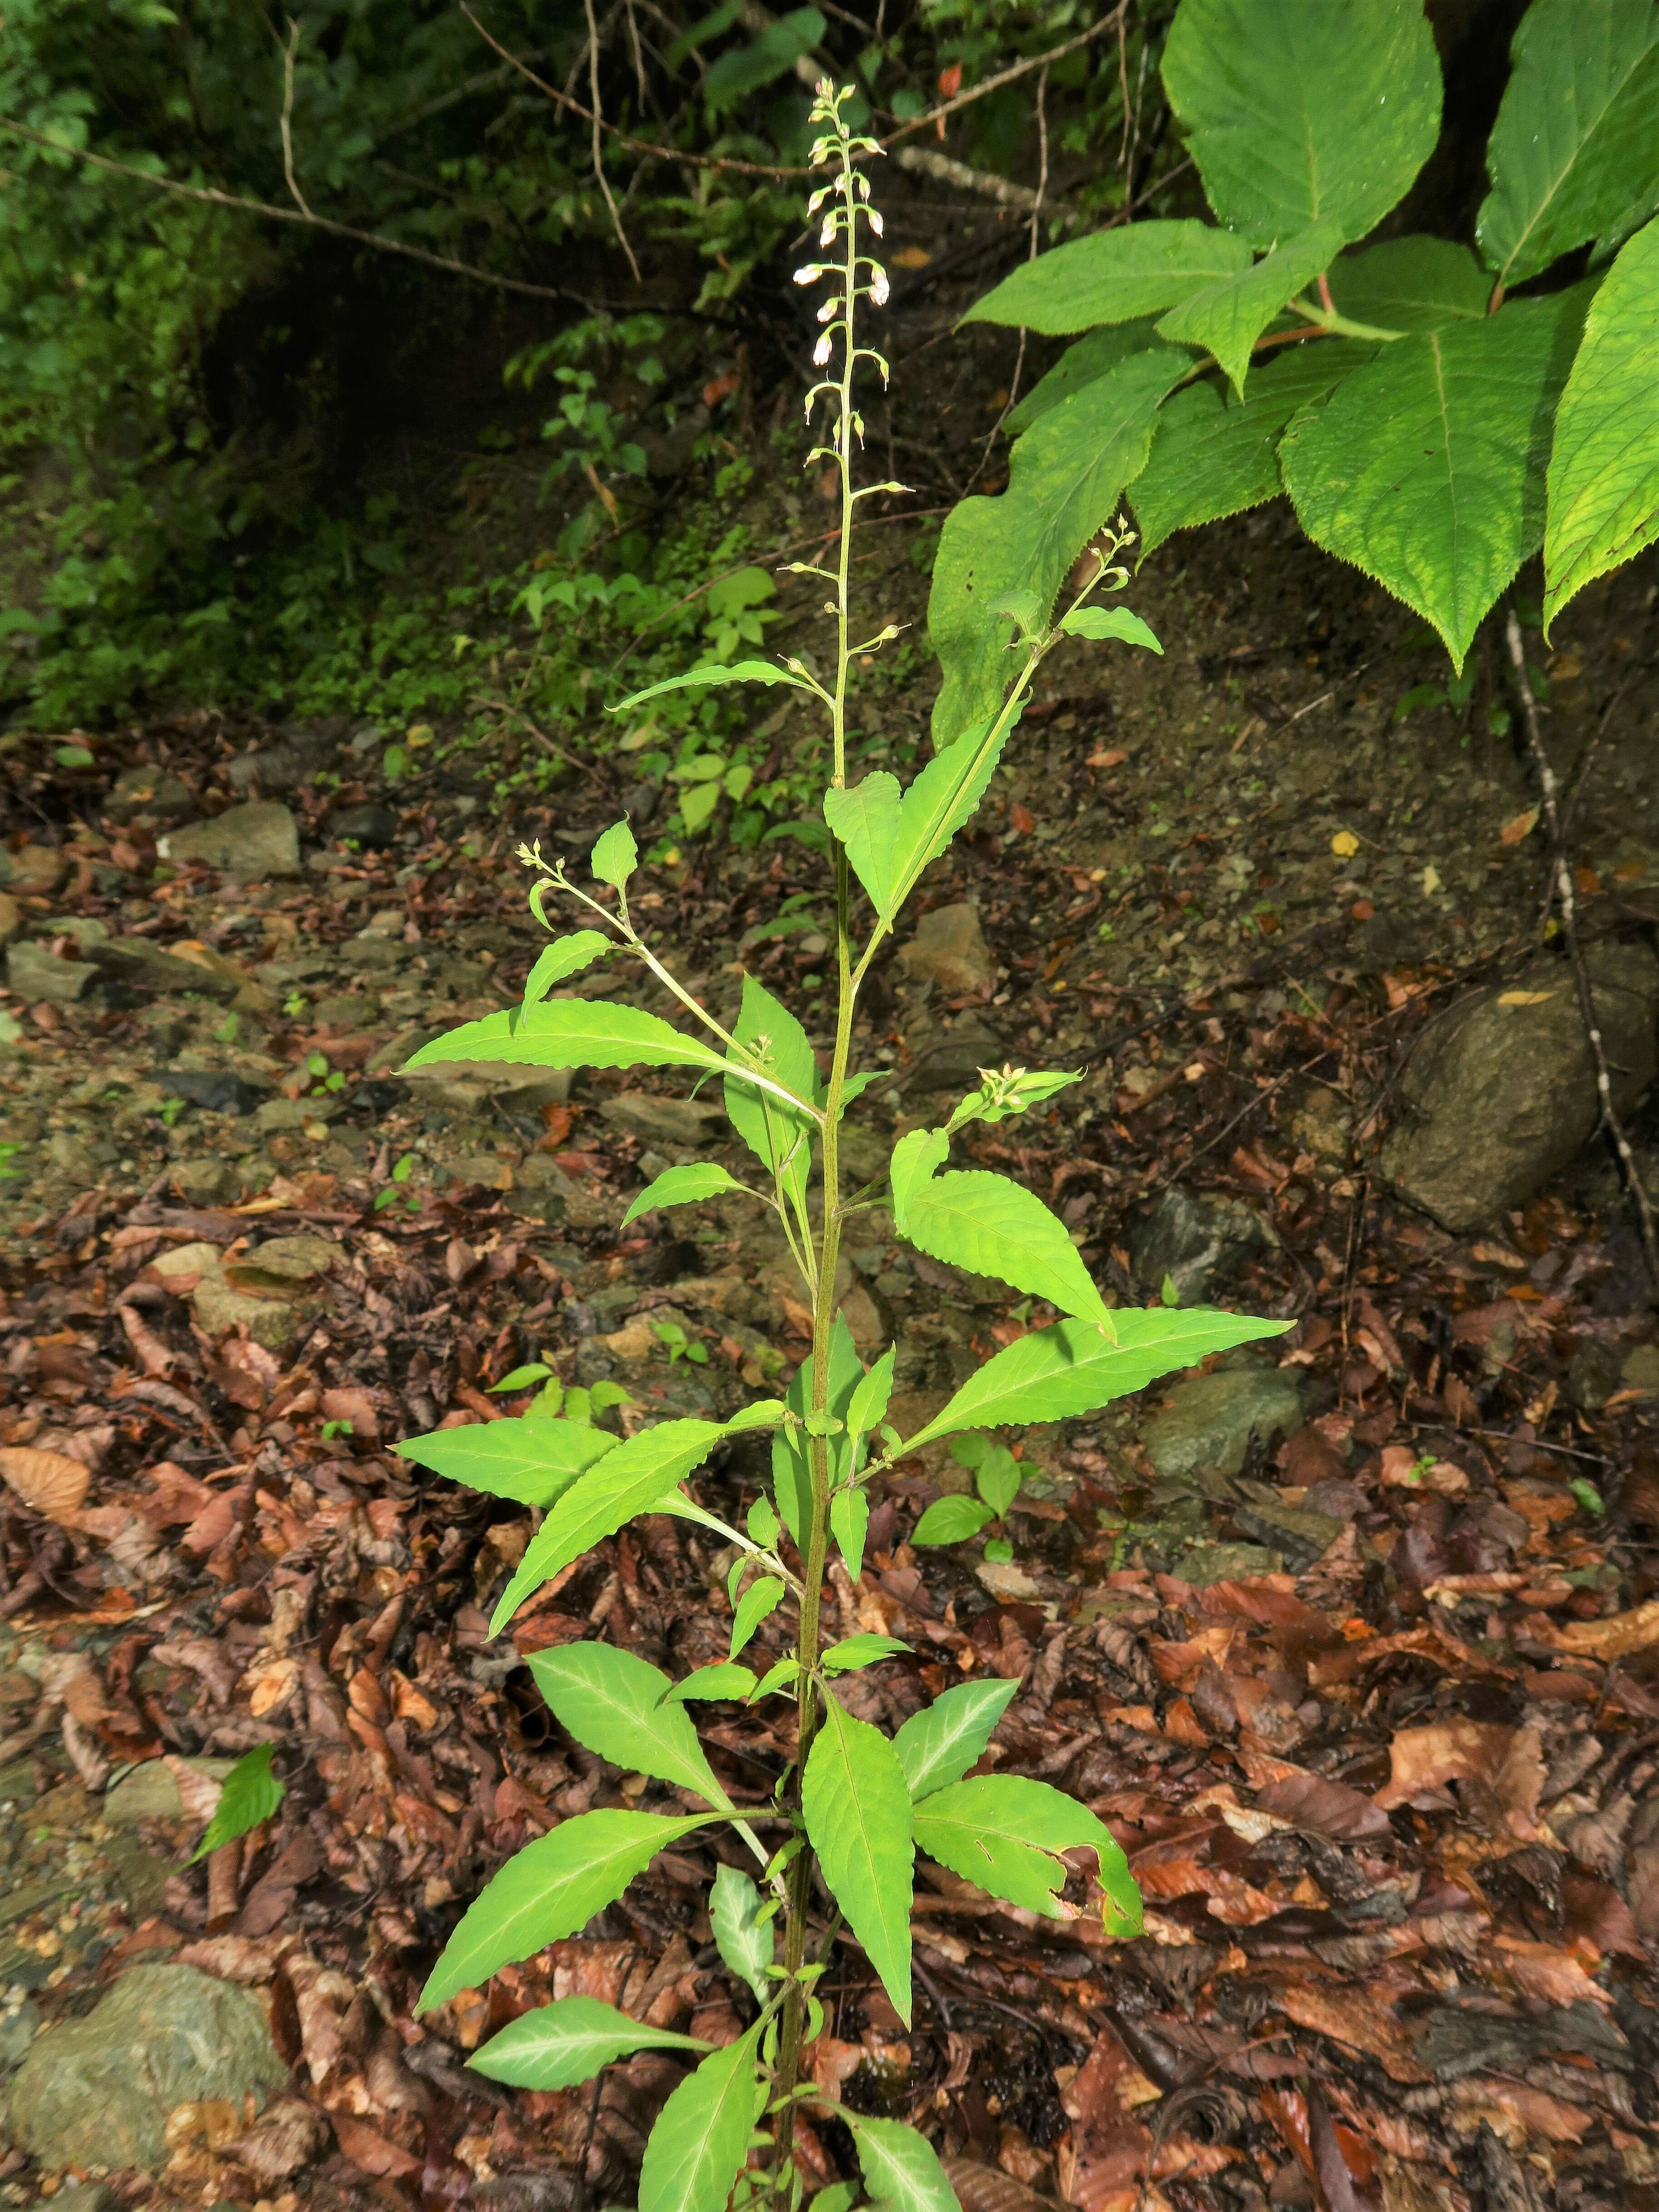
902 1168 1116 1332
748 1656 800 1701
1543 218 1659 631
1156 218 1349 396
1129 340 1373 560
847 1345 895 1441
622 1161 753 1227
831 1485 870 1580
965 221 1254 334
1056 605 1164 651
729 1573 785 1659
527 1643 730 1805
189 1742 283 1864
1477 0 1659 288
523 931 612 1009
929 348 1186 745
637 2024 765 2212
406 1000 727 1079
590 819 638 891
613 659 809 712
709 1864 774 2000
419 1809 716 2008
724 974 818 1216
491 1418 729 1632
902 1308 1290 1456
803 1696 915 2023
1005 322 1163 436
912 1495 996 1546
470 1996 709 2089
824 772 902 913
822 1633 911 1674
663 1662 757 1704
747 1493 780 1546
1162 0 1441 248
893 1679 1021 1801
846 2114 960 2212
1279 286 1590 670
395 1416 618 1509
889 1128 949 1233
1326 237 1490 333
913 1775 1138 1926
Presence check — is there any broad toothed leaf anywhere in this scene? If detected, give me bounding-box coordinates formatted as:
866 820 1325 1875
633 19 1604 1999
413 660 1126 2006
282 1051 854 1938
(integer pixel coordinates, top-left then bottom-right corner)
901 1167 1117 1333
824 772 902 914
911 1495 995 1546
965 220 1253 333
912 1775 1137 1924
396 1416 618 1509
845 2114 961 2212
589 819 638 891
724 974 819 1215
406 1000 727 1079
622 1161 754 1227
729 1573 785 1659
1155 218 1349 397
892 1679 1021 1801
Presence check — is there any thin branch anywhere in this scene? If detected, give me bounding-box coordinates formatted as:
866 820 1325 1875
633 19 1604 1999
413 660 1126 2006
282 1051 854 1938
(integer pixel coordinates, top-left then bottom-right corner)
279 19 311 218
1503 606 1659 1293
879 12 1125 151
584 0 642 283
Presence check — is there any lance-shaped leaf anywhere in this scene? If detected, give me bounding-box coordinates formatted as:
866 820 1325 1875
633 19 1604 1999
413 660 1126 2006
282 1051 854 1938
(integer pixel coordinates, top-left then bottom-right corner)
622 1161 755 1227
491 1418 729 1632
1129 339 1374 560
803 1695 915 2025
419 1810 715 2008
1056 607 1163 651
1477 0 1659 289
406 1001 728 1079
522 931 612 1010
396 1416 618 1509
929 347 1187 744
901 1167 1117 1333
709 1864 774 2001
729 1574 785 1659
845 2114 960 2212
913 1775 1136 1921
613 659 811 711
1279 286 1590 672
1162 0 1441 248
893 1679 1021 1801
1326 236 1489 333
822 1634 911 1675
470 1997 709 2090
1156 218 1349 397
1006 321 1163 435
903 1307 1289 1455
636 2024 765 2212
964 219 1254 334
911 1495 995 1547
824 772 901 913
724 974 819 1215
831 1486 870 1581
527 1644 730 1805
1544 218 1659 632
663 1662 757 1704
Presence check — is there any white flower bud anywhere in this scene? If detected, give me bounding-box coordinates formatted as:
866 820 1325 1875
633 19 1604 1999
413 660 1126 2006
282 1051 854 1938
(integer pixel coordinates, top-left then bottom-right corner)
807 186 830 214
869 266 889 306
867 209 884 235
819 216 835 246
793 264 820 286
813 332 833 366
817 296 841 321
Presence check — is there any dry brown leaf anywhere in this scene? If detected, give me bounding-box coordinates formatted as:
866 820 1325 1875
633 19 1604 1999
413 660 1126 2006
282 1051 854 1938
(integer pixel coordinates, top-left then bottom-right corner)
1254 1770 1393 1842
225 2098 331 2185
1273 1986 1429 2083
1548 1598 1659 1660
0 1444 90 1523
944 2156 1061 2212
1374 1719 1543 1837
331 2113 421 2180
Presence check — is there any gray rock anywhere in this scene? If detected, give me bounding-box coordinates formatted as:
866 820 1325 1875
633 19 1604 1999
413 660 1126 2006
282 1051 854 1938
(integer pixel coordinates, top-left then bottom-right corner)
47 1131 101 1184
2 1963 284 2172
103 1755 236 1830
599 1091 728 1147
0 2001 40 2073
1231 1500 1347 1569
158 801 301 878
225 743 310 794
158 1068 270 1117
88 937 240 1003
7 939 99 1006
1142 1362 1303 1481
331 802 400 849
903 1012 1004 1095
170 1157 236 1205
899 902 994 995
1175 1542 1284 1587
237 1232 342 1282
1381 943 1659 1232
1131 1187 1272 1306
106 766 194 824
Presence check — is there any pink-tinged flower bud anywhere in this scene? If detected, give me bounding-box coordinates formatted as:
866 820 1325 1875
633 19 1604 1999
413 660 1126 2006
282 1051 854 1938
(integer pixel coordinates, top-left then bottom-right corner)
817 297 841 322
869 267 889 306
820 216 836 246
867 210 884 236
794 265 820 286
813 333 833 366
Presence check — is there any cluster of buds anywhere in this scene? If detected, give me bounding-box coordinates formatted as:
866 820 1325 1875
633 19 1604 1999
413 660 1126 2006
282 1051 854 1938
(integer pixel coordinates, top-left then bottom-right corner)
794 81 890 389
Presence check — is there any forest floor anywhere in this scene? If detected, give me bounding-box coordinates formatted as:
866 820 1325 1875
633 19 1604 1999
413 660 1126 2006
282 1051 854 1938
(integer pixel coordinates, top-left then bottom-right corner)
4 330 1659 2212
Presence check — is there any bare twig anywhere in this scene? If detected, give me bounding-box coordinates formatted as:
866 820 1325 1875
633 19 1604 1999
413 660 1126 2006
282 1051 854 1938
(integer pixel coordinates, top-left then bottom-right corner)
1504 605 1659 1292
892 145 1040 211
584 0 642 283
279 19 311 218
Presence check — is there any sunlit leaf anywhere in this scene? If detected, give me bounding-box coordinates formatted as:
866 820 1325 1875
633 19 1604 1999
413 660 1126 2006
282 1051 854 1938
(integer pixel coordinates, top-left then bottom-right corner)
470 1997 708 2089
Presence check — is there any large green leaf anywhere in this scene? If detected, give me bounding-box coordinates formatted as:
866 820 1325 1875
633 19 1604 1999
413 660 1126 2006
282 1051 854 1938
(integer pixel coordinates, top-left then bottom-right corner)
1005 322 1161 435
419 1810 715 2008
527 1643 730 1805
903 1308 1289 1454
893 1679 1021 1801
901 1169 1116 1332
1543 217 1659 630
396 1416 618 1509
1477 0 1659 288
622 1161 754 1227
824 773 901 914
1326 237 1490 333
724 974 818 1214
636 2026 764 2212
1161 0 1441 248
928 347 1187 744
523 931 612 1010
802 1696 915 2025
913 1775 1137 1924
1279 286 1590 670
470 1997 709 2089
613 659 811 711
1156 219 1348 397
491 1418 730 1632
964 220 1253 334
709 1863 774 2001
1130 341 1373 559
406 1001 726 1078
846 2115 961 2212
